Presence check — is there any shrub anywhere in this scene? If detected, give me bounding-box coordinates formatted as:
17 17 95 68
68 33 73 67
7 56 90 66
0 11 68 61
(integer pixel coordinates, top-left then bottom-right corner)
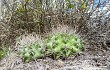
45 33 84 59
19 42 44 62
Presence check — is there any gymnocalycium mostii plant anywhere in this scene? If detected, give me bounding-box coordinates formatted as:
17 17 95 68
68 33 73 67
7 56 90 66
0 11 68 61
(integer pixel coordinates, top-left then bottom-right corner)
19 42 44 62
19 33 84 62
45 33 84 59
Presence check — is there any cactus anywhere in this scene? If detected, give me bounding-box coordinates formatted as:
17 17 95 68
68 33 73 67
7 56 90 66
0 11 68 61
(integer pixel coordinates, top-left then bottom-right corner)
19 33 84 62
19 42 44 62
45 33 84 59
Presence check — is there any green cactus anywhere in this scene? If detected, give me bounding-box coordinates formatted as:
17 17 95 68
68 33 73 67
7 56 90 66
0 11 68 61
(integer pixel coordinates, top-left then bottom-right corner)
19 33 84 62
19 42 44 62
45 33 84 59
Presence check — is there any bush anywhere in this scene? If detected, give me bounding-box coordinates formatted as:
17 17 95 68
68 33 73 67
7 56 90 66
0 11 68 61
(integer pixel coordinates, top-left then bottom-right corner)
45 33 84 59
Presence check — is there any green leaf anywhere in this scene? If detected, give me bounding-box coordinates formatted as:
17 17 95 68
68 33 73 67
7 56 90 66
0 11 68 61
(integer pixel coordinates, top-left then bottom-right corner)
68 3 74 9
82 3 86 9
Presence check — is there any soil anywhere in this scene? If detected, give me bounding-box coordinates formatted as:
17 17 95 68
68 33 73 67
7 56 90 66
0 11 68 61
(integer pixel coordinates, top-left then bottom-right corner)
0 44 110 70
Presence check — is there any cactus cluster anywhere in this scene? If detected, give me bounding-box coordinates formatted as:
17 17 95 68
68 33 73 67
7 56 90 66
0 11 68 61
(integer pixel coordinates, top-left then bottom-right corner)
19 42 44 62
45 33 84 59
19 33 84 62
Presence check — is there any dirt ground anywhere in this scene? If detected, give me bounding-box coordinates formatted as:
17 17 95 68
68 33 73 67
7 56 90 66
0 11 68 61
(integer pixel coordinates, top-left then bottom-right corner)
0 44 110 70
